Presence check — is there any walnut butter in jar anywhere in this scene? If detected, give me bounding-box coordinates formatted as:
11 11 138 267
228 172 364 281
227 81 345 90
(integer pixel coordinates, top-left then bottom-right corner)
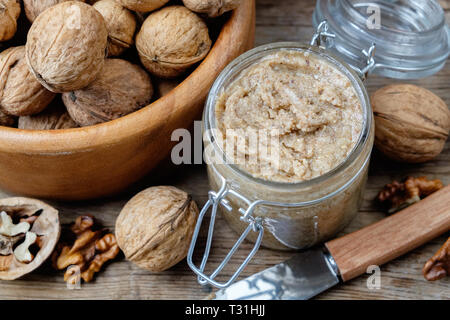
188 31 375 288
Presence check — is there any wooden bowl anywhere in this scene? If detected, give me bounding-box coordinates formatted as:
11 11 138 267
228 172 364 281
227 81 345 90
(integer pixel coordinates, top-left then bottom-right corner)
0 1 255 200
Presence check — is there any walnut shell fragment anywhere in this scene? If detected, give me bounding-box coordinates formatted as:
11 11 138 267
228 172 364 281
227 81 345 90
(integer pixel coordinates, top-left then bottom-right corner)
18 100 78 130
114 0 169 12
23 0 86 22
26 1 108 93
372 84 450 163
0 197 60 280
62 58 153 126
93 0 137 57
183 0 240 17
136 6 212 78
0 46 56 116
115 186 199 272
0 0 20 42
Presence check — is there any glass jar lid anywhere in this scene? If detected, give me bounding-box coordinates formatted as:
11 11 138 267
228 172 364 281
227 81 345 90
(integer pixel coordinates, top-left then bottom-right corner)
313 0 450 79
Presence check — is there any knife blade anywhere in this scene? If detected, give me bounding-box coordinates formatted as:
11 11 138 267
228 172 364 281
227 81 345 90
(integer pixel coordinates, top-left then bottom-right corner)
213 248 339 300
212 185 450 300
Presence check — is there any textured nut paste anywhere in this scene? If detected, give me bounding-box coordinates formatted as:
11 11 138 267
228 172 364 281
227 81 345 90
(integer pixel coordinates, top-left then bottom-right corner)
215 50 363 183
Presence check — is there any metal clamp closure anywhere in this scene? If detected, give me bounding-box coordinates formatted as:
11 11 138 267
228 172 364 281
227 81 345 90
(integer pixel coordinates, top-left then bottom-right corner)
311 20 376 80
187 173 264 289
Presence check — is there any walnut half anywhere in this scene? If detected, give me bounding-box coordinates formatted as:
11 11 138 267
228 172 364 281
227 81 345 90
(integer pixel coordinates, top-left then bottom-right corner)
0 198 60 280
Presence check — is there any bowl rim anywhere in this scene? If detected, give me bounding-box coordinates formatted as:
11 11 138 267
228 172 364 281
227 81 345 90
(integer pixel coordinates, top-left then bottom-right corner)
0 2 254 153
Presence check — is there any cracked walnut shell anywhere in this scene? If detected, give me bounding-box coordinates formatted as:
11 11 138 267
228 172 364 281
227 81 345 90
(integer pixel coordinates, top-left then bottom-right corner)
136 6 212 78
183 0 240 17
0 197 60 280
62 58 153 127
0 0 20 42
372 84 450 163
0 46 56 116
23 0 86 22
115 186 199 272
114 0 169 12
25 1 108 93
93 0 137 57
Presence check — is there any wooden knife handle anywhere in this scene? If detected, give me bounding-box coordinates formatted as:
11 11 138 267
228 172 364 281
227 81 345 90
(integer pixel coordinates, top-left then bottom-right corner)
325 185 450 282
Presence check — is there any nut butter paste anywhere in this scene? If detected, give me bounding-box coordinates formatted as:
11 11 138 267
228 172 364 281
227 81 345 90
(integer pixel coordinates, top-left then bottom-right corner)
215 50 363 183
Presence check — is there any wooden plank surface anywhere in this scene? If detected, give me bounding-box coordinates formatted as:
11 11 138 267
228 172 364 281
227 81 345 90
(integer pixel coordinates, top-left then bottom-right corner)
0 0 449 300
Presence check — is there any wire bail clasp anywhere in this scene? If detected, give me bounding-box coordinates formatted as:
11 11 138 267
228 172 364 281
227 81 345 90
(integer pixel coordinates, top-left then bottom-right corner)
187 173 264 289
310 20 335 48
359 43 376 80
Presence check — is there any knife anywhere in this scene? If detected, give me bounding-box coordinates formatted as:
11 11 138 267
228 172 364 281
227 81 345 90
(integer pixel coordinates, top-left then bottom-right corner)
212 185 450 300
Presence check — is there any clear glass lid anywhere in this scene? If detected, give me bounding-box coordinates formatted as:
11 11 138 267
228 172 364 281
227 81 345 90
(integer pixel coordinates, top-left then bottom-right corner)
313 0 450 79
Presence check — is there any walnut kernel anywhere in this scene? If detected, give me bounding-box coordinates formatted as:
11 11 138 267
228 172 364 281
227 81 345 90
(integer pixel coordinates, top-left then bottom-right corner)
423 237 450 281
0 198 60 280
377 176 443 214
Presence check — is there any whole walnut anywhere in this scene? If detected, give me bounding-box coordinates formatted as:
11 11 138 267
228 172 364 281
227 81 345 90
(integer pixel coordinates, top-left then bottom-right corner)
183 0 240 17
26 1 108 93
93 0 137 57
0 47 56 116
0 109 15 127
23 0 86 22
0 0 20 42
114 0 169 12
115 186 199 272
62 59 153 127
18 100 78 130
372 84 450 163
136 6 212 78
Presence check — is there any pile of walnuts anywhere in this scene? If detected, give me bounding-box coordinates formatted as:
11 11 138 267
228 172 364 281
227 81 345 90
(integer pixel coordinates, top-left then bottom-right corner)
0 0 241 129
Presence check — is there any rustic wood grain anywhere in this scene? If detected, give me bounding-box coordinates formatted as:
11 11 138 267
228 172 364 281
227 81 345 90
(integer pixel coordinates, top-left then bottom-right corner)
326 186 450 282
0 0 449 300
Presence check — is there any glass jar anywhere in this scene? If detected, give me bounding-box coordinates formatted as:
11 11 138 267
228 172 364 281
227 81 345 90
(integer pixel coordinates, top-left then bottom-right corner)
188 32 375 288
313 0 450 79
203 43 374 251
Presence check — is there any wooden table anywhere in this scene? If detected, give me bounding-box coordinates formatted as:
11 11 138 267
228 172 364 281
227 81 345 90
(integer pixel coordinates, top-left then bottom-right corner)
0 0 449 300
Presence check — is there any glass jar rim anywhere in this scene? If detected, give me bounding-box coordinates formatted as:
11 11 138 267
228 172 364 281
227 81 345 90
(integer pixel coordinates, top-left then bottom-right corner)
204 42 373 190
